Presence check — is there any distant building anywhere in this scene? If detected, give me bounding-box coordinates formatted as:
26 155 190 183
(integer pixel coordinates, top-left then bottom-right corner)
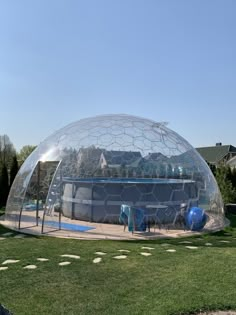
100 150 142 169
196 143 236 166
226 156 236 168
145 152 167 162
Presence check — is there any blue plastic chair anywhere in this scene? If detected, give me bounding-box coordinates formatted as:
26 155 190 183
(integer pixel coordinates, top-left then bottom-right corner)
128 206 146 233
120 205 146 233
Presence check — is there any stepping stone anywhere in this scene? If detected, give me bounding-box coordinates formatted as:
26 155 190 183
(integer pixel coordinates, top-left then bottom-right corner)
140 252 152 256
0 237 6 241
196 238 204 241
1 232 13 237
205 243 213 246
141 247 155 250
95 252 107 255
59 261 71 266
166 249 176 252
23 265 37 270
179 241 192 244
2 259 20 265
14 234 26 239
60 254 80 259
0 267 8 271
161 243 170 247
186 246 198 249
219 240 230 243
93 257 102 264
224 233 231 236
113 255 127 259
37 258 49 262
117 250 130 253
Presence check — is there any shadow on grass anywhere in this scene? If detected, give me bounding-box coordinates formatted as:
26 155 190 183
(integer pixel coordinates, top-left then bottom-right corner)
170 304 235 315
0 223 39 239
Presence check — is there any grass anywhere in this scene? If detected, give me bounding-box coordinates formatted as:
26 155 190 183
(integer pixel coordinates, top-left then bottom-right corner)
0 207 5 216
1 216 236 314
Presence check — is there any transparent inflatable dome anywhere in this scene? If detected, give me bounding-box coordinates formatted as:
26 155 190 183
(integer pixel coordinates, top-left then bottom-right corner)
5 114 225 238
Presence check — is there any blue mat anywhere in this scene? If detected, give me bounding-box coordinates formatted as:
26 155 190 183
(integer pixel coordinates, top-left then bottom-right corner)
45 221 96 232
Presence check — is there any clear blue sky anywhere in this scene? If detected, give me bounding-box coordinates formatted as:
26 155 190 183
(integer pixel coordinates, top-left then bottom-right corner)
0 0 235 151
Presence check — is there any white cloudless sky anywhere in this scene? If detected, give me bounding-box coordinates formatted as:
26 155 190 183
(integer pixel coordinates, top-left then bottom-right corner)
0 0 235 151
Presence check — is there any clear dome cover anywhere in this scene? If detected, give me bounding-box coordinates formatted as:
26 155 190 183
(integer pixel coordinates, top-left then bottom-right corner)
5 114 225 238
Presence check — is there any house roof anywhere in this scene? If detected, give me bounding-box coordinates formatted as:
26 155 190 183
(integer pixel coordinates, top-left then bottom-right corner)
196 145 236 164
78 147 103 161
102 150 141 166
145 152 167 161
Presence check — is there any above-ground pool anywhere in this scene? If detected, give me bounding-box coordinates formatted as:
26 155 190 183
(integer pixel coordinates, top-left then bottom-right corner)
61 177 199 223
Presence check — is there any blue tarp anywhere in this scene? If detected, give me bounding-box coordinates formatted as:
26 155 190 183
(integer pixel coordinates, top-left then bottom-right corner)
44 221 96 232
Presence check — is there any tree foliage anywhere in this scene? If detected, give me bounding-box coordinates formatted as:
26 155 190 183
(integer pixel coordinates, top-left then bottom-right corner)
9 155 19 187
17 145 37 166
215 165 236 204
0 163 9 207
0 134 16 168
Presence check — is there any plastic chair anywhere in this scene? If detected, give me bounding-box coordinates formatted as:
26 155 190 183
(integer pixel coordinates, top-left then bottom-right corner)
172 203 188 230
120 205 146 233
119 204 130 231
128 206 146 233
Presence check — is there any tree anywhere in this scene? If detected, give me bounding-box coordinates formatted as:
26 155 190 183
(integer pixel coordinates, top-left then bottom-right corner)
230 167 236 188
207 162 216 176
215 166 236 204
9 155 19 187
17 145 37 166
158 164 166 178
166 164 173 178
173 166 180 179
0 163 10 207
0 134 16 168
181 167 188 179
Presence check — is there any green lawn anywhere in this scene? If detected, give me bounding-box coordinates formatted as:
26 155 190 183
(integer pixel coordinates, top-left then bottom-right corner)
0 207 5 216
1 216 236 315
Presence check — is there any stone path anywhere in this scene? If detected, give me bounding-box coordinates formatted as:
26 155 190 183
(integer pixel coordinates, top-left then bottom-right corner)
113 255 127 259
93 257 102 264
14 234 26 239
1 235 236 272
2 259 20 265
140 252 152 256
1 232 13 237
24 265 37 269
0 267 8 271
141 247 155 250
59 262 71 266
60 254 80 259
